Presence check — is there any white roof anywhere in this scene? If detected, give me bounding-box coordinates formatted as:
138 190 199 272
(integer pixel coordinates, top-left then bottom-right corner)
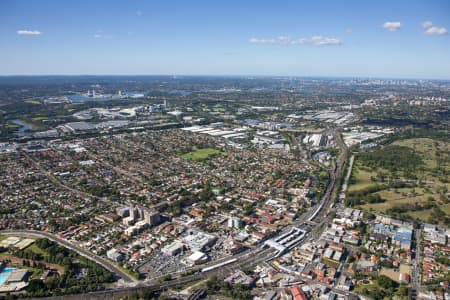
188 251 206 261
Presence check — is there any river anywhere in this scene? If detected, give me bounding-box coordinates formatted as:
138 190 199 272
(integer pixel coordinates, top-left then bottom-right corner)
11 119 33 137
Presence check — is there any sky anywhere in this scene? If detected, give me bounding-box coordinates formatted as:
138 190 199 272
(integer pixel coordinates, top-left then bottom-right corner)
1 0 450 79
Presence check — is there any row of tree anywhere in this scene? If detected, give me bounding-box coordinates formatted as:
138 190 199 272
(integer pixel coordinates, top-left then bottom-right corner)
9 238 114 297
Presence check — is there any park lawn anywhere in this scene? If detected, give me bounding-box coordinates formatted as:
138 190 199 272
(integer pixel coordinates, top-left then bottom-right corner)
348 166 378 192
181 148 223 162
376 188 431 203
24 100 42 105
393 138 448 171
408 209 432 221
27 243 50 257
213 105 225 112
351 138 450 224
353 283 380 297
360 198 442 223
393 138 434 153
31 116 48 121
361 138 450 184
6 121 20 129
441 203 450 215
358 188 434 215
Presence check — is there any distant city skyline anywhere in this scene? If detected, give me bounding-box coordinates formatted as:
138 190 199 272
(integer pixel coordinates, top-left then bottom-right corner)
1 0 450 79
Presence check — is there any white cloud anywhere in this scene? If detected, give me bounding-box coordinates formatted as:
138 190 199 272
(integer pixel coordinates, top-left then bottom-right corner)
382 21 401 32
425 26 448 35
93 32 113 39
421 21 448 35
309 36 342 46
421 21 433 29
17 30 42 35
249 35 342 46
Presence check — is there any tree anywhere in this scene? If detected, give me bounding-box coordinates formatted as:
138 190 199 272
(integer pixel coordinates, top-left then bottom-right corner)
161 274 172 282
26 279 47 294
376 275 397 290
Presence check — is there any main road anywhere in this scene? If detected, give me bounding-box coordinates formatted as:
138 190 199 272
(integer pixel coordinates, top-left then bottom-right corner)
0 229 138 284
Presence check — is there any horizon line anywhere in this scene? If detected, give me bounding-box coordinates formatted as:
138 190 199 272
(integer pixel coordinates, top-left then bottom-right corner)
0 73 450 81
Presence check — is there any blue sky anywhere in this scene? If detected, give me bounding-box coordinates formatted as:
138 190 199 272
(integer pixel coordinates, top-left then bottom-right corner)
1 0 450 78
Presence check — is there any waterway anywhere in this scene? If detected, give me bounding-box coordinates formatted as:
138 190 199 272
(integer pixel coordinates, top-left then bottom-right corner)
69 91 145 102
11 119 33 137
69 95 115 102
169 90 192 96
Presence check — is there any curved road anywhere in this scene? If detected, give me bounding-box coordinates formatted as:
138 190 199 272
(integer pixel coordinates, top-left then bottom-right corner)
0 229 138 284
